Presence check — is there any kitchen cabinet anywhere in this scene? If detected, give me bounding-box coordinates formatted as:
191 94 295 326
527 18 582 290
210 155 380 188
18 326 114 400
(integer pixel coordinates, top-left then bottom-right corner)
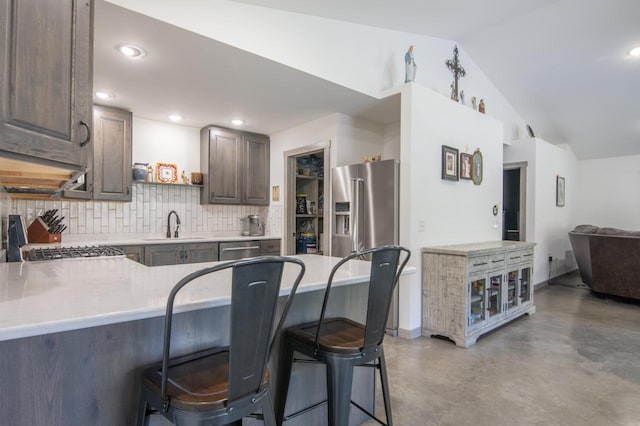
0 0 93 170
114 245 145 264
64 105 132 200
260 239 281 255
200 126 269 205
422 241 536 348
144 242 218 267
92 105 132 201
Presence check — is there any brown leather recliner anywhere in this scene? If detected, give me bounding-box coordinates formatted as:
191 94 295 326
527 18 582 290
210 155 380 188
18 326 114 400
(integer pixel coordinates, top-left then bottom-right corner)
569 225 640 300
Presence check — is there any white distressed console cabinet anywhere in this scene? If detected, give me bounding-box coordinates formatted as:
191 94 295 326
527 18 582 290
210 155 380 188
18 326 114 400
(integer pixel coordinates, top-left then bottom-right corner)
422 241 536 348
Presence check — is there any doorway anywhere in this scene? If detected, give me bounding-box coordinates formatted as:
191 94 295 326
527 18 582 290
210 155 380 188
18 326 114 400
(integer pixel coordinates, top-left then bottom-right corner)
503 162 527 241
283 143 330 255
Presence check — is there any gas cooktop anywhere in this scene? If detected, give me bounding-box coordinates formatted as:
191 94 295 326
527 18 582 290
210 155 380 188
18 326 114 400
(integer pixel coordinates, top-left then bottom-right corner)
27 246 125 261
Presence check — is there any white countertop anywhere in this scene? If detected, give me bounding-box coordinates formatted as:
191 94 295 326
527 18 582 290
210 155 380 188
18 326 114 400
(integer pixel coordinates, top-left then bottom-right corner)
422 240 535 256
28 233 281 249
0 254 416 342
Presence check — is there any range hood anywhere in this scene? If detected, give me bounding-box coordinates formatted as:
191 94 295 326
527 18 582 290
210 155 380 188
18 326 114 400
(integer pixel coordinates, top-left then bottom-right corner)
0 157 87 199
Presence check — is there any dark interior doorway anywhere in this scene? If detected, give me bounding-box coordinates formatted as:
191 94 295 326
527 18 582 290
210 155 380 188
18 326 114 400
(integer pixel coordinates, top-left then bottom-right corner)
503 168 521 241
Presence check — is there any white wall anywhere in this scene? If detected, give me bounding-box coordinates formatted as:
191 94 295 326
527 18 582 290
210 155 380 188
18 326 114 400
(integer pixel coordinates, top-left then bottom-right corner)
575 155 640 230
504 138 579 285
132 117 201 178
109 0 527 143
335 115 386 166
398 83 504 335
269 113 340 209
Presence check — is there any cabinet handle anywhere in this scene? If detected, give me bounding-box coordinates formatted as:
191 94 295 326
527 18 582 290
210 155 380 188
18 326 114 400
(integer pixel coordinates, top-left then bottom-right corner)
211 192 215 200
126 187 130 195
79 120 91 146
473 262 488 266
492 259 504 263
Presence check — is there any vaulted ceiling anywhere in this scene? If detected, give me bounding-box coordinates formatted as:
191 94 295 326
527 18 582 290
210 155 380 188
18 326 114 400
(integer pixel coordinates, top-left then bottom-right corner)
234 0 640 159
97 0 640 159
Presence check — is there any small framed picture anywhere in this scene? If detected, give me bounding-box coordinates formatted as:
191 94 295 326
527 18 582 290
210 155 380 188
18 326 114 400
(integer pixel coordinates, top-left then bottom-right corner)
471 149 483 185
460 153 472 180
556 176 565 207
441 145 459 181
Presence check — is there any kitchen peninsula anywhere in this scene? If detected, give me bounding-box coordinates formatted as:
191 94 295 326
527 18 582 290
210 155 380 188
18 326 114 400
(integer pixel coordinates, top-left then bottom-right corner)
0 254 415 425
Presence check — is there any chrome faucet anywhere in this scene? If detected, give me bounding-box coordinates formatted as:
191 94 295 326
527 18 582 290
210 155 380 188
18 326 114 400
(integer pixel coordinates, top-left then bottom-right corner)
167 210 181 238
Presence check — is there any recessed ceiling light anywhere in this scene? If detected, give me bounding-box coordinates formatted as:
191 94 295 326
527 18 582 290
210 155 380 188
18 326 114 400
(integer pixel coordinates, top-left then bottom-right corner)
119 44 146 58
230 119 244 125
95 91 114 100
168 114 183 122
629 47 640 57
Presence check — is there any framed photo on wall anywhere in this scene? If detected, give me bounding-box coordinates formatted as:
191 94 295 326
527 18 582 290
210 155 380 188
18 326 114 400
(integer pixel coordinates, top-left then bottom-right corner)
460 153 472 180
441 145 459 181
556 176 565 207
471 149 483 185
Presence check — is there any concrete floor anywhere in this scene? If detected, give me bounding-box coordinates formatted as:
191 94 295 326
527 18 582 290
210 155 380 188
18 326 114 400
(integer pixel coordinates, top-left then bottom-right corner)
365 272 640 426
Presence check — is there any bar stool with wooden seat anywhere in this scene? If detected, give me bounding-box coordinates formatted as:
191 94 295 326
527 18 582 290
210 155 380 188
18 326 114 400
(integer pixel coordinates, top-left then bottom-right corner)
137 256 305 426
275 246 410 426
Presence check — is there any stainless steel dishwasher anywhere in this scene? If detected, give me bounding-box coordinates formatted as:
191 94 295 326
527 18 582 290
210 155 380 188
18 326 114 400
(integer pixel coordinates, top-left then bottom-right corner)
218 241 261 260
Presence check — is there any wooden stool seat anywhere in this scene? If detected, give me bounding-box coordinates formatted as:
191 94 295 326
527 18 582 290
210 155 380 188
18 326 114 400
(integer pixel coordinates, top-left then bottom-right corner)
288 317 365 354
141 347 270 412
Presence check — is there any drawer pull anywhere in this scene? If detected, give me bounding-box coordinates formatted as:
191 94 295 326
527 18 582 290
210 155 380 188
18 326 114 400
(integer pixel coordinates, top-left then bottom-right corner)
473 262 488 266
492 259 504 263
523 253 533 257
509 256 521 260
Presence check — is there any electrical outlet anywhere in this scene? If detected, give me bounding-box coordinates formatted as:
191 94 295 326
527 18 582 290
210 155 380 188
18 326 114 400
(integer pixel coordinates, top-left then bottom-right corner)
548 255 553 262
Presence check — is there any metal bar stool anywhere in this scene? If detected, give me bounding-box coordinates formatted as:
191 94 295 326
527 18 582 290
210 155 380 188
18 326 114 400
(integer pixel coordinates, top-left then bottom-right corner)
275 246 410 426
137 256 305 426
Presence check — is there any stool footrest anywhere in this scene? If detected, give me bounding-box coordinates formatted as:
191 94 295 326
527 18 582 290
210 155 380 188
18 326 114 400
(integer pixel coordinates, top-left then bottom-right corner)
283 400 327 421
351 400 388 426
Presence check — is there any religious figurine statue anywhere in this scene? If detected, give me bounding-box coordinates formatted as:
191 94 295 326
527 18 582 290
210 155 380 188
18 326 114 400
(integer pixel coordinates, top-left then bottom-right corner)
181 170 190 184
471 97 477 110
479 99 486 114
405 45 417 83
445 45 466 102
460 90 465 105
146 165 154 182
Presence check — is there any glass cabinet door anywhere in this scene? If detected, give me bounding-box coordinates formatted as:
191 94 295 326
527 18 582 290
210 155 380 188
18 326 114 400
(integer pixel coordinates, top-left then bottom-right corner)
469 277 486 328
487 272 503 319
519 266 531 303
507 270 518 310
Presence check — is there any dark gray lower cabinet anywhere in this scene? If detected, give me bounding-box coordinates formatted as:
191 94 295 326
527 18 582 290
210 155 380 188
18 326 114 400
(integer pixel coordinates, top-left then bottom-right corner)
144 242 218 267
115 245 145 264
118 240 278 267
260 239 281 255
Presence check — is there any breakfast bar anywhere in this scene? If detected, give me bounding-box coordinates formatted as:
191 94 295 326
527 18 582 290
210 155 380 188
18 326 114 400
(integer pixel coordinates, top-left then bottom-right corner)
0 254 414 426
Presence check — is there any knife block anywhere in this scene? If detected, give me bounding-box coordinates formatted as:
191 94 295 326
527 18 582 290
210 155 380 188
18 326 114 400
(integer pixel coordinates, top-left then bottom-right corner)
27 217 61 243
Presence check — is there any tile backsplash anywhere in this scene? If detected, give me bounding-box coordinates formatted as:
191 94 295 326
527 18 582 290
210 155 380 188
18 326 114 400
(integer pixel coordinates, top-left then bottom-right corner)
9 183 281 238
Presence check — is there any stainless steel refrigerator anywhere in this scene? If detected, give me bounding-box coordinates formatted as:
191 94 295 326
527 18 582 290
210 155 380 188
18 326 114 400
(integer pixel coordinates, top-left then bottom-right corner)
331 159 400 334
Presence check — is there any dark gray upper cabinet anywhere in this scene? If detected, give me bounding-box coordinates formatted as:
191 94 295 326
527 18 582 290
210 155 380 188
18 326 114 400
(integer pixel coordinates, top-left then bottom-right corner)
92 105 132 201
0 0 93 170
244 133 270 205
201 126 270 205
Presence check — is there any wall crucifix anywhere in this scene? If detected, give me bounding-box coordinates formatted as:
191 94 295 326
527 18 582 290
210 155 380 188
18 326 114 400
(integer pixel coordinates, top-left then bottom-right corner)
445 45 466 102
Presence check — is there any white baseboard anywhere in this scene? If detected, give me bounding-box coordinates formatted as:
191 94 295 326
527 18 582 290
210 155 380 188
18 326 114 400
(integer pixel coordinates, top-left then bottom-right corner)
398 327 421 340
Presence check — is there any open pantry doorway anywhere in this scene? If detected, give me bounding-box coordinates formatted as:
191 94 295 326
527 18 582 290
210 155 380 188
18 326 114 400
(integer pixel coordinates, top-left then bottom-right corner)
284 142 330 256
